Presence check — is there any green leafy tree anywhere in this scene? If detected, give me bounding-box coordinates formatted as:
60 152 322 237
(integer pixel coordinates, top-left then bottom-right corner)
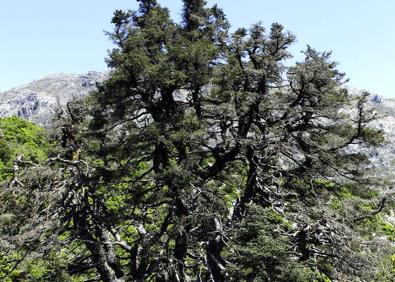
0 116 49 180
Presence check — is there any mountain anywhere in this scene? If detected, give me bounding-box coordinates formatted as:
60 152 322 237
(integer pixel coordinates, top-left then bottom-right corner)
0 72 106 127
365 95 395 181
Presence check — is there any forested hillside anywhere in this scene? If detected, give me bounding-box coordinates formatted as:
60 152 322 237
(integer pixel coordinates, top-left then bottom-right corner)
0 0 394 281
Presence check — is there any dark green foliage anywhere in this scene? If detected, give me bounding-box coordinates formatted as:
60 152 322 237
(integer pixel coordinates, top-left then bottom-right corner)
226 204 317 281
1 1 393 281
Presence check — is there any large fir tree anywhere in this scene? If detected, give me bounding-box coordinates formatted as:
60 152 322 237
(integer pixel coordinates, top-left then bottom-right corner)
1 1 394 281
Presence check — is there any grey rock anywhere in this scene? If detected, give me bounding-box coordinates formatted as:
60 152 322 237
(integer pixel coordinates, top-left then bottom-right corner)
0 71 107 127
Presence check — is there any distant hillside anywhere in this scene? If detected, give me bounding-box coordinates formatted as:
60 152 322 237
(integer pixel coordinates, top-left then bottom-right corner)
0 71 106 127
365 95 395 184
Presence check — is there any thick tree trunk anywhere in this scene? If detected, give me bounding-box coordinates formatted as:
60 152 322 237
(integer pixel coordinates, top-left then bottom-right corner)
79 226 124 282
234 145 270 218
94 254 124 282
206 235 226 281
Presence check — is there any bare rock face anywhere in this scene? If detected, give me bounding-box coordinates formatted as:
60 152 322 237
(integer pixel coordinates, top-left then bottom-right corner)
0 71 106 127
366 95 395 183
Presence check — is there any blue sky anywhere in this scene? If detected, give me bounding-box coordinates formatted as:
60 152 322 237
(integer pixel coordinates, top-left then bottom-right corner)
0 0 394 97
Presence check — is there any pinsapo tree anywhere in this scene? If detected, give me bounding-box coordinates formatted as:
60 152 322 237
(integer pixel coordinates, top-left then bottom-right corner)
1 1 394 281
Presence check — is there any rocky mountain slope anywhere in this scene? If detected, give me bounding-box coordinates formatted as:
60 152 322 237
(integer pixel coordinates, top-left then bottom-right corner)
0 72 106 127
366 96 395 181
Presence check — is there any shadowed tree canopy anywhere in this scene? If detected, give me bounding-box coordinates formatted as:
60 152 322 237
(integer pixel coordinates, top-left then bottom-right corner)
1 1 394 281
